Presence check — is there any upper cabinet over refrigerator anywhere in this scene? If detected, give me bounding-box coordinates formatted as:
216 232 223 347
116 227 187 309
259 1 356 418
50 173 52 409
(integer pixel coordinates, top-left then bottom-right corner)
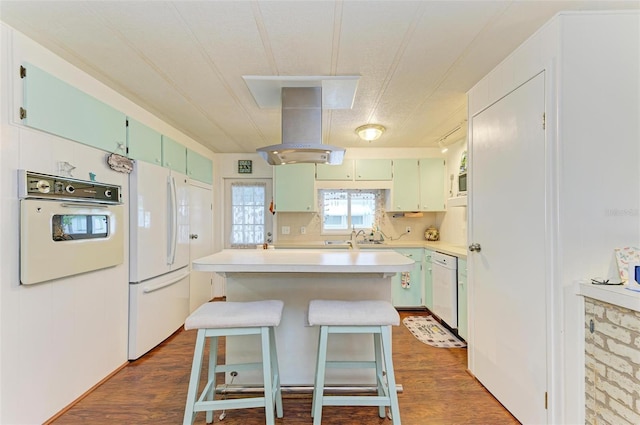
129 161 190 283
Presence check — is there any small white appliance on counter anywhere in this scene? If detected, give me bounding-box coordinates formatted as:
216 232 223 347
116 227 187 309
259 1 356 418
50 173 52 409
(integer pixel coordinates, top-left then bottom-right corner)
18 170 124 285
431 251 458 328
128 161 190 360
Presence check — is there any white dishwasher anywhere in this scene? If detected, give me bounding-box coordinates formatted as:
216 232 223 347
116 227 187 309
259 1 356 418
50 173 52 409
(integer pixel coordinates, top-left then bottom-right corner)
431 252 458 328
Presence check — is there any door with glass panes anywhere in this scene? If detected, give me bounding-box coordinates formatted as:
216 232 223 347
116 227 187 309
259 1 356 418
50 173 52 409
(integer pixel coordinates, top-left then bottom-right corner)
224 179 273 248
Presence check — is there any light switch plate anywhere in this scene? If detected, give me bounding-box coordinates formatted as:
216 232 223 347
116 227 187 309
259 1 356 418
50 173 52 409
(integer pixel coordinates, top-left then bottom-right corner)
282 226 290 235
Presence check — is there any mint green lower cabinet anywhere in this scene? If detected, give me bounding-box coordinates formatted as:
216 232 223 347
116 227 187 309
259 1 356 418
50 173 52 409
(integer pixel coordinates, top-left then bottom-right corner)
457 258 468 340
423 249 434 310
186 149 213 184
274 163 316 212
391 248 423 307
22 63 126 153
127 118 162 165
162 135 187 173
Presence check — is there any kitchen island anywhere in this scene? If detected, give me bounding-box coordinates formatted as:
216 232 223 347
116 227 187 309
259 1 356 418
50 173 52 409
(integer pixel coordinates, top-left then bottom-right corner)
192 249 414 387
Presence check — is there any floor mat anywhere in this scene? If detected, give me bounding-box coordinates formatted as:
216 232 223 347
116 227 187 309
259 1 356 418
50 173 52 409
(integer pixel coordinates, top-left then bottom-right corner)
402 316 466 348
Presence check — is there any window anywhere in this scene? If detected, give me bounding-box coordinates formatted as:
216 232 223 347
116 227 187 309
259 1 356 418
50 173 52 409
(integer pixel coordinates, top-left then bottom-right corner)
229 182 266 247
320 190 380 233
52 214 108 241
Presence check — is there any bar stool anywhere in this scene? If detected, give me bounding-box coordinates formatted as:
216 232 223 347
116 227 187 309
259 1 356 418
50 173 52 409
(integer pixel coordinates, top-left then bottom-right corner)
183 300 284 425
308 299 401 425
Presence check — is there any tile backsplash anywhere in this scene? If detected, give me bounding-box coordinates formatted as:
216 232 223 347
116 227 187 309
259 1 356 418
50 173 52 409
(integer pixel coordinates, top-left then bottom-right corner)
275 211 440 243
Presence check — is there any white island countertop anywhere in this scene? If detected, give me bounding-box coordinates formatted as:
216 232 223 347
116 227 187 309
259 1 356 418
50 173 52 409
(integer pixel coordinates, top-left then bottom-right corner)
192 248 415 275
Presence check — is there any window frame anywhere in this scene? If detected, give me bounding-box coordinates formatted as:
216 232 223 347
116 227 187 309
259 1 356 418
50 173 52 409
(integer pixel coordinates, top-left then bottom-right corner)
319 189 380 235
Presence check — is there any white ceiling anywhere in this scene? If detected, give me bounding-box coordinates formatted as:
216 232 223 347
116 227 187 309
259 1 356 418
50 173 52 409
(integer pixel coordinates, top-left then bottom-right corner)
1 1 638 154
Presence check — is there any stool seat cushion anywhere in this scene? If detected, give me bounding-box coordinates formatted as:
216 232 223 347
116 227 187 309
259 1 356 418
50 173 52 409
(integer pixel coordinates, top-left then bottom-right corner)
185 300 284 330
308 300 399 326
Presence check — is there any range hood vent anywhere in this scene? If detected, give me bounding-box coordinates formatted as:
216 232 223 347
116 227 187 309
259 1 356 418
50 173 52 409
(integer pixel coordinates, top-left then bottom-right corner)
256 87 345 165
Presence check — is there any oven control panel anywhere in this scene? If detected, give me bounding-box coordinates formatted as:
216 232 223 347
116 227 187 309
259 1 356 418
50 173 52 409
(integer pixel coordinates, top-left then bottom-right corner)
18 170 121 204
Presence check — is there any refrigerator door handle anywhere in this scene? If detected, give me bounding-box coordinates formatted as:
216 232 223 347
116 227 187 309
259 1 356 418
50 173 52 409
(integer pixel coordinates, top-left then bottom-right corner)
167 176 178 265
142 269 190 294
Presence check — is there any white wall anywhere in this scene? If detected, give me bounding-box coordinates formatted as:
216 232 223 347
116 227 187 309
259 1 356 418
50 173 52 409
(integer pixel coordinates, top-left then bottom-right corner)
436 138 468 246
0 23 215 424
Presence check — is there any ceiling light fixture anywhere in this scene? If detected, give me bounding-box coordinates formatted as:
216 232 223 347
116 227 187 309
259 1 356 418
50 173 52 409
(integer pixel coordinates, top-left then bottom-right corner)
356 124 386 142
437 120 467 153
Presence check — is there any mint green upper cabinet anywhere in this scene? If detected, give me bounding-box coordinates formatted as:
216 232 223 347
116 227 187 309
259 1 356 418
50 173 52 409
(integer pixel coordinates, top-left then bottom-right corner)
186 149 213 184
391 248 423 307
391 159 420 211
274 164 316 212
355 159 393 180
22 63 126 153
423 249 434 309
419 158 445 211
162 135 187 173
127 118 162 165
316 160 354 180
457 258 468 340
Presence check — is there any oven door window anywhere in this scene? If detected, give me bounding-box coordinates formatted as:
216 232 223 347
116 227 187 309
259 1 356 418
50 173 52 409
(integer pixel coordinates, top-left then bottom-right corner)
52 214 109 241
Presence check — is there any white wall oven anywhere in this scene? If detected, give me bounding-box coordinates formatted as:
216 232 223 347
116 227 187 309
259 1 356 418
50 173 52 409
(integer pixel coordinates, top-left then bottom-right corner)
18 170 124 285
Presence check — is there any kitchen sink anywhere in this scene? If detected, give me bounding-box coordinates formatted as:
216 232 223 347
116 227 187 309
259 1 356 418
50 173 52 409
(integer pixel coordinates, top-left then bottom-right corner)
324 240 351 246
323 240 384 246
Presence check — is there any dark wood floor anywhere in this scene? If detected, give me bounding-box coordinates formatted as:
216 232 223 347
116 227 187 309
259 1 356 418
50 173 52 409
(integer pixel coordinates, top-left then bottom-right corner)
51 310 519 425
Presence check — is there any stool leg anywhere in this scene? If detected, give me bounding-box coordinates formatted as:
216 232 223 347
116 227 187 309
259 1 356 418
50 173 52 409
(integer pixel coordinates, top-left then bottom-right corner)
269 327 284 418
184 329 206 425
373 331 386 418
205 336 218 424
312 326 329 425
260 327 275 425
381 326 401 425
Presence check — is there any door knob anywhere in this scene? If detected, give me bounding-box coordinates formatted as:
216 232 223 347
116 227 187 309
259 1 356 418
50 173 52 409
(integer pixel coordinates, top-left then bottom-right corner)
190 234 198 240
469 243 481 252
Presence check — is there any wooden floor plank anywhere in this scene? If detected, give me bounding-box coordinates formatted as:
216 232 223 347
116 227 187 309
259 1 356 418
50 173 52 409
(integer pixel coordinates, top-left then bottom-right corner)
51 310 519 424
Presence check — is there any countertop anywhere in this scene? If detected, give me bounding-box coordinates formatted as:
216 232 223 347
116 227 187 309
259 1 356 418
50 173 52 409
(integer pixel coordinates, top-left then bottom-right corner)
192 249 415 274
273 241 468 259
576 281 640 312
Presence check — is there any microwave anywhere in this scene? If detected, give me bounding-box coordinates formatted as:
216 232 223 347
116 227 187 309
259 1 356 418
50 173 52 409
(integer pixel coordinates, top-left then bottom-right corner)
458 172 467 195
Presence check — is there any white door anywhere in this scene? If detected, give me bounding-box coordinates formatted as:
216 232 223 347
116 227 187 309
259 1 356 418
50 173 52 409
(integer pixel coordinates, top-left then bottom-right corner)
469 72 547 423
223 179 273 249
129 161 171 282
189 182 213 312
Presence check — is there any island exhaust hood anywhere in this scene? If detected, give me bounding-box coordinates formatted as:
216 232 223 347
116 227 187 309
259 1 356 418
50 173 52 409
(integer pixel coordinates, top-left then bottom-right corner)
256 86 345 165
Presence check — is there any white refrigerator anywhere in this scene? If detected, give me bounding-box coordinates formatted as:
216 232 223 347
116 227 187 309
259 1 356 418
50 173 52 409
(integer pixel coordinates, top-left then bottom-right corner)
128 161 190 360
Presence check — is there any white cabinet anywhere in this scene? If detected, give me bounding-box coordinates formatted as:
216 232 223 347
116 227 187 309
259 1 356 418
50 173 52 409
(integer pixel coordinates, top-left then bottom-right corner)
274 163 316 212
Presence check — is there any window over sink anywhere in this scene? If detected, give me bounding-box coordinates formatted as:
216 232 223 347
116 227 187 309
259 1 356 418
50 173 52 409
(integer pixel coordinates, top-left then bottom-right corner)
319 189 382 234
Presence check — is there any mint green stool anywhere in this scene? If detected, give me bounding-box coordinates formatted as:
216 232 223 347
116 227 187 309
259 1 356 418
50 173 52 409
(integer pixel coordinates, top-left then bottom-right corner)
308 300 401 425
183 300 284 425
